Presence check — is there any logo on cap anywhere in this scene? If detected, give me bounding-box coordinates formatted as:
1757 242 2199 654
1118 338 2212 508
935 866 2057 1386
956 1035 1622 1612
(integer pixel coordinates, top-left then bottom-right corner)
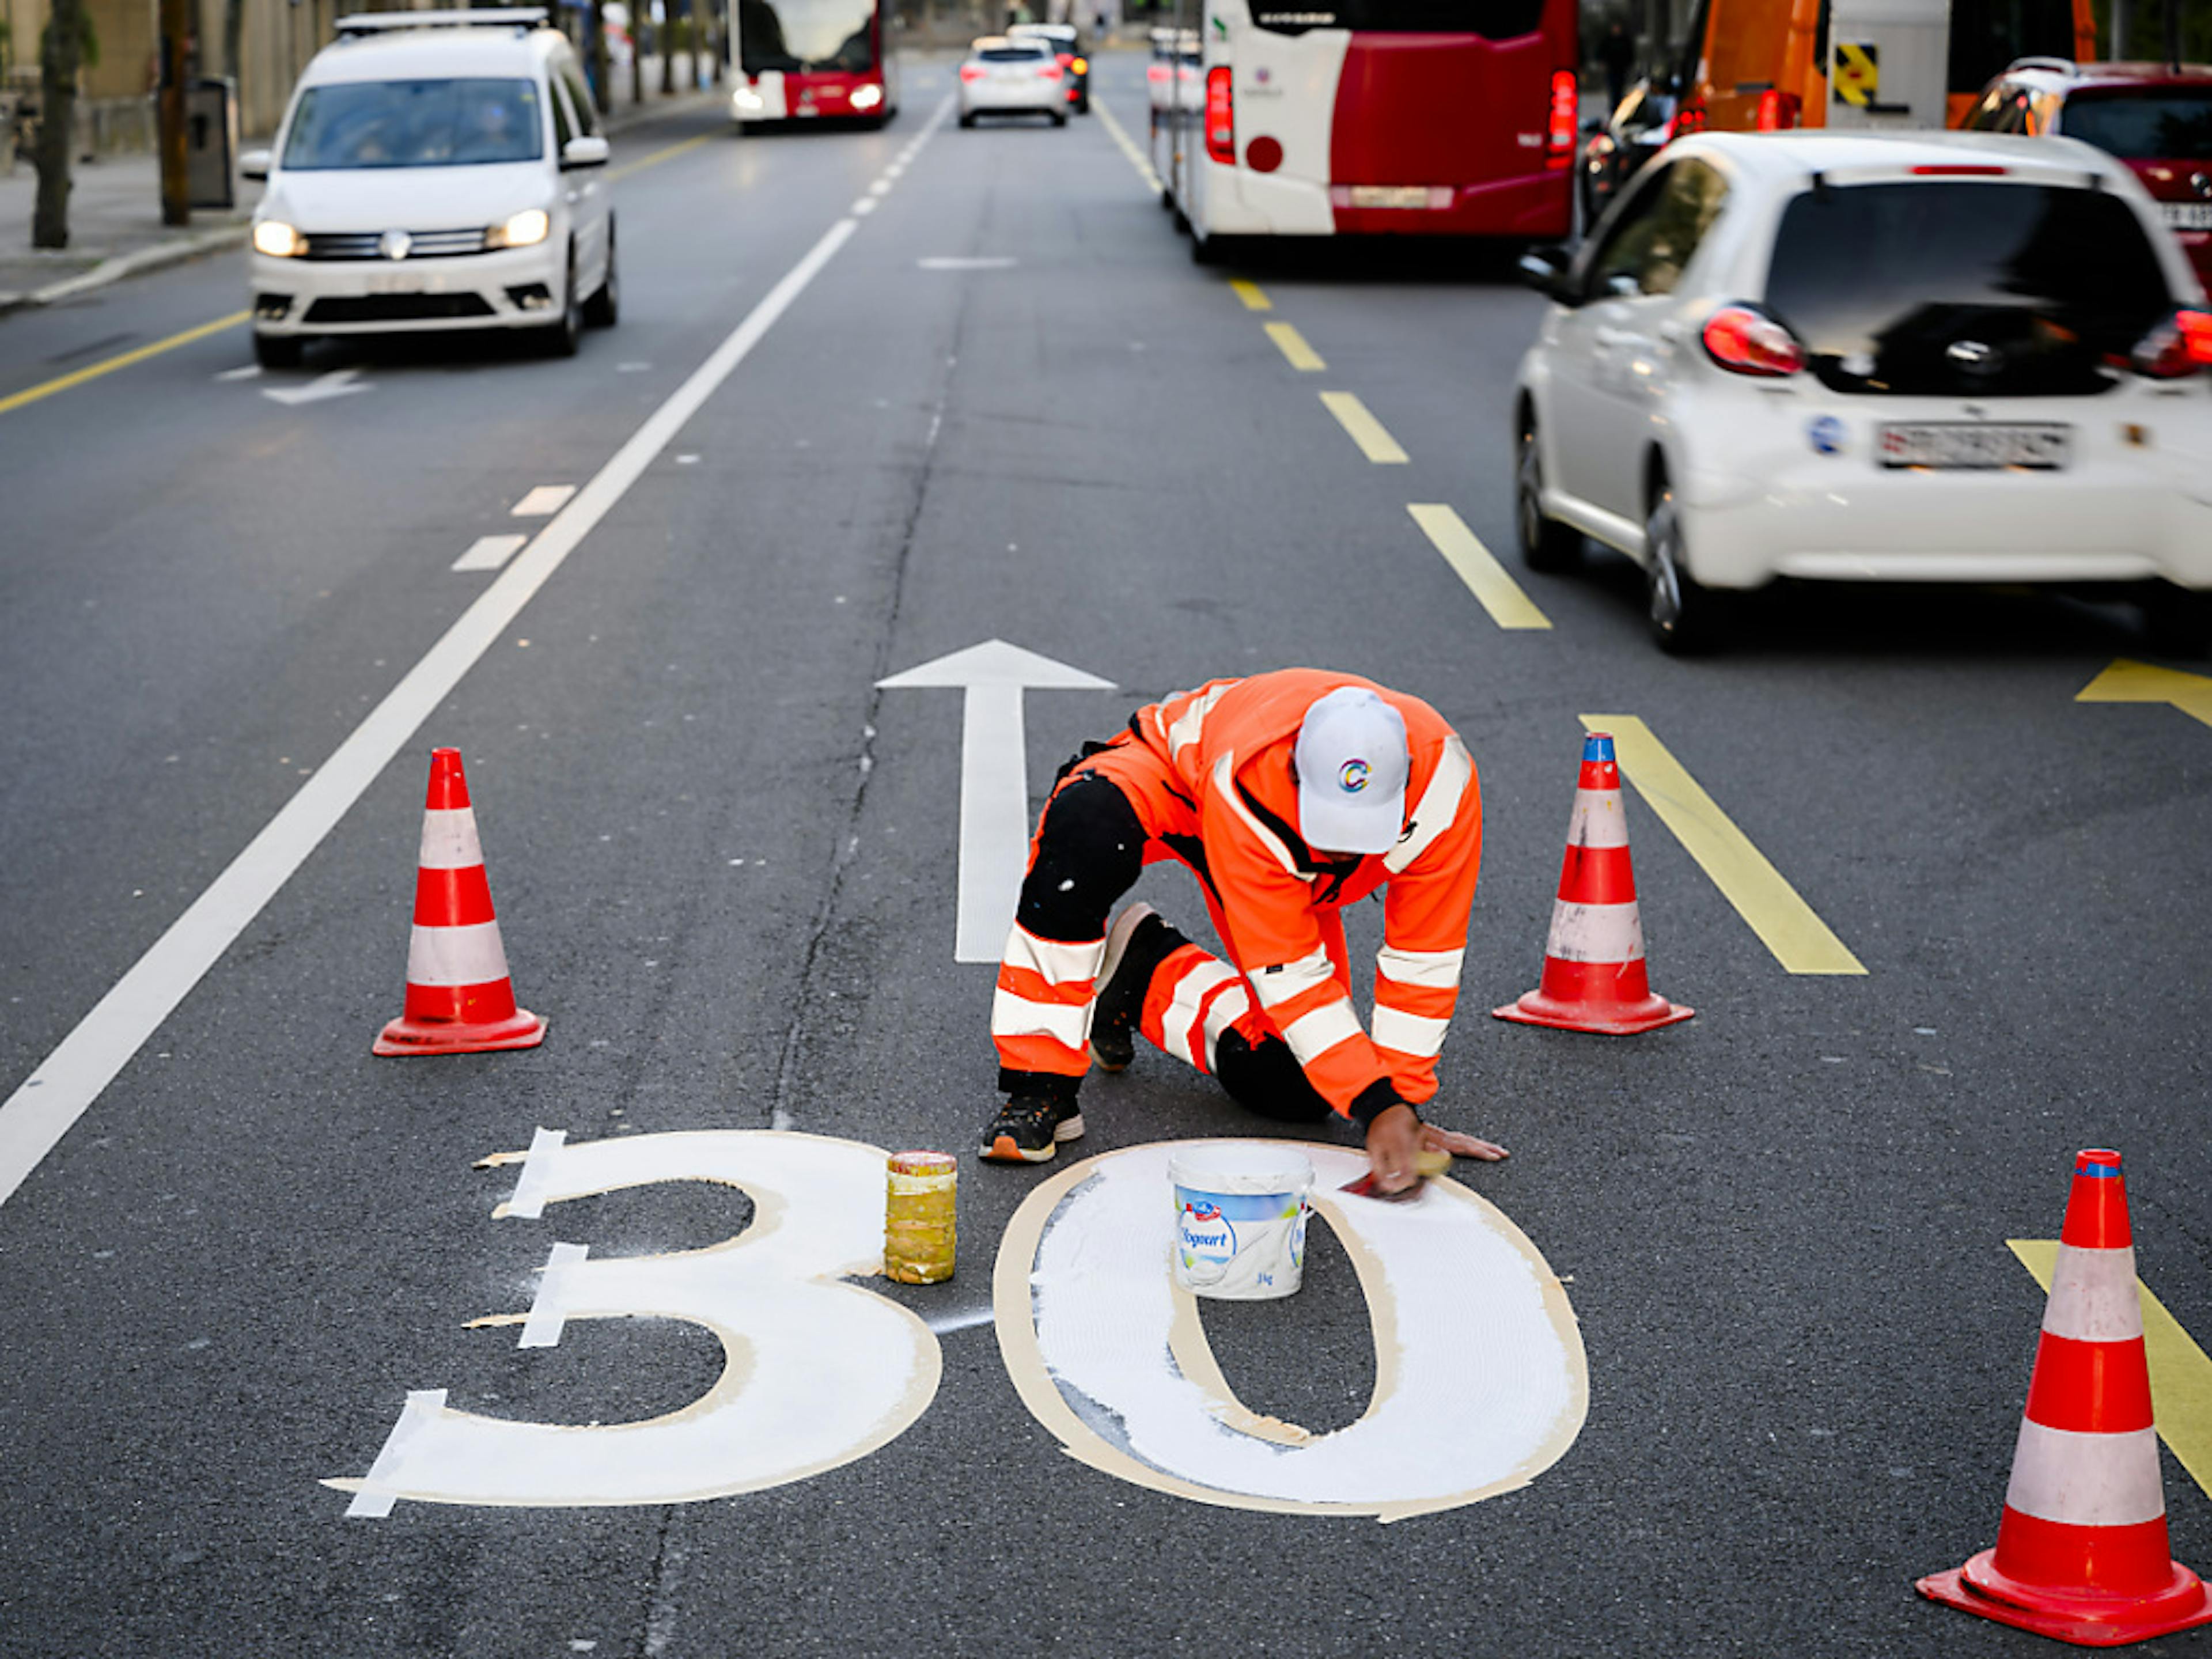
1338 759 1370 793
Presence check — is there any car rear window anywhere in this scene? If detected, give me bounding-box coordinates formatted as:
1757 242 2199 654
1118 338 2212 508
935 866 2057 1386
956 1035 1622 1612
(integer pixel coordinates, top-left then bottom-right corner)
2062 89 2212 163
1764 181 2173 397
980 44 1050 59
1249 0 1543 38
283 78 544 169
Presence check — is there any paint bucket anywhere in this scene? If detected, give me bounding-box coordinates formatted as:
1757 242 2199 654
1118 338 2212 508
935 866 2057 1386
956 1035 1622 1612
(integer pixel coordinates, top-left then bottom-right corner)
1169 1143 1312 1301
884 1150 956 1284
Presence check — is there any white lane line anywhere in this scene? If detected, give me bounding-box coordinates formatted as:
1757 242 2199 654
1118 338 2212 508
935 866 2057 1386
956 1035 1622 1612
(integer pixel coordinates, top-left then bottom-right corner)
452 533 529 573
852 197 878 215
918 256 1017 270
510 484 577 517
1092 97 1162 195
869 178 892 196
0 101 960 1211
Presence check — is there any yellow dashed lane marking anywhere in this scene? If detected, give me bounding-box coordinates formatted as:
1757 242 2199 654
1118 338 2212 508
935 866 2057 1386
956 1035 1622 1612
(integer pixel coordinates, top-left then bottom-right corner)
1230 279 1272 310
0 310 249 418
1320 391 1407 464
1265 322 1325 372
1407 505 1548 630
2011 1240 2212 1502
1580 715 1866 975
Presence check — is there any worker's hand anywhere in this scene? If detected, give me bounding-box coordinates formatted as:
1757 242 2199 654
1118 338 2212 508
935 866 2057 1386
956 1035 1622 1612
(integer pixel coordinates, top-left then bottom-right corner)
1363 1103 1425 1194
1421 1122 1509 1162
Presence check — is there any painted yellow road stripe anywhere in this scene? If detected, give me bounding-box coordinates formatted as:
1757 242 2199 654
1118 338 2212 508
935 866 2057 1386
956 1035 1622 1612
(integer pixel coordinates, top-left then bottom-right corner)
0 310 249 418
2010 1240 2212 1502
1407 505 1549 630
1092 98 1164 194
1320 391 1408 464
608 129 717 180
1231 279 1272 310
1264 321 1325 371
2077 659 2212 730
1579 715 1866 974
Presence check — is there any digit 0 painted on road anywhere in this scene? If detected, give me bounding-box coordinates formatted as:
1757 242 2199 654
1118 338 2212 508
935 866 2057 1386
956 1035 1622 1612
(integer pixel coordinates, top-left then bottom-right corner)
995 1141 1588 1521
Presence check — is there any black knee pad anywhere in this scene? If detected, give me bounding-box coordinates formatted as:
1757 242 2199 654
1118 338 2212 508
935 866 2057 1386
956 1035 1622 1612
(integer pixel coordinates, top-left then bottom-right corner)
1016 774 1146 943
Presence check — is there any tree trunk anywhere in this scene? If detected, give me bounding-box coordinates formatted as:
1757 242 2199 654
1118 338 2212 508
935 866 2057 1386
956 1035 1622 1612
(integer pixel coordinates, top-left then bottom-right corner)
224 0 244 89
630 7 645 107
659 6 673 94
32 0 85 249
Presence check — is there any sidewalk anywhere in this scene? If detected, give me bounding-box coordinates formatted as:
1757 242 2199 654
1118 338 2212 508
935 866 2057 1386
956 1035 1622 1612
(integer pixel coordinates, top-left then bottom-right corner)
0 62 722 313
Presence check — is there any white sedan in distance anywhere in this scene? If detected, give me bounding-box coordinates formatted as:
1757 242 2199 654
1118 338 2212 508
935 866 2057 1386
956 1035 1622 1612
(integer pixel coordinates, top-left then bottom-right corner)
1514 130 2212 653
957 37 1067 128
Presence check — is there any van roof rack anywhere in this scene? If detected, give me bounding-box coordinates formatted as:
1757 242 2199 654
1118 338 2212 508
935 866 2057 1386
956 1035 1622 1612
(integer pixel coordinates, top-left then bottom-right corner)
335 8 549 37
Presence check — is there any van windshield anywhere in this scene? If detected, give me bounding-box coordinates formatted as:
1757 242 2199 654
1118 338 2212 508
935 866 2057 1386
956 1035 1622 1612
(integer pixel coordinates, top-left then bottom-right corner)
2063 89 2212 163
282 78 544 169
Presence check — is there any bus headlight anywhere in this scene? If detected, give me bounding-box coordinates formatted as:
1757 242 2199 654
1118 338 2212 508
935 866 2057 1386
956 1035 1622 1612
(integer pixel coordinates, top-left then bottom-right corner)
849 83 883 111
733 85 766 112
487 207 551 249
252 219 304 258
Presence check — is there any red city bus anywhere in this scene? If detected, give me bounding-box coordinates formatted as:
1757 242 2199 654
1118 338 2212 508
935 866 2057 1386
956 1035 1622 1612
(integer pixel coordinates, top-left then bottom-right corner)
730 0 901 126
1150 0 1578 257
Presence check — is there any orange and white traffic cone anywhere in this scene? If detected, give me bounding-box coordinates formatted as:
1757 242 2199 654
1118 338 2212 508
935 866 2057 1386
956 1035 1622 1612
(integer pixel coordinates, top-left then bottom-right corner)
1493 732 1691 1036
373 748 546 1057
1919 1148 2212 1646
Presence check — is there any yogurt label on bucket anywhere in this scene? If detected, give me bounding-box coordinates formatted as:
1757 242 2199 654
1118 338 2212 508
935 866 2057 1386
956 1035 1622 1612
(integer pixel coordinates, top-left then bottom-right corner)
1171 1154 1313 1300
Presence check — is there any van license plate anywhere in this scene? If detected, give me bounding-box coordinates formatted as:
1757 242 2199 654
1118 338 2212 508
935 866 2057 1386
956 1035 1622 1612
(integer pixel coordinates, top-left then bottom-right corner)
1347 185 1431 209
1877 423 2070 469
2161 202 2212 231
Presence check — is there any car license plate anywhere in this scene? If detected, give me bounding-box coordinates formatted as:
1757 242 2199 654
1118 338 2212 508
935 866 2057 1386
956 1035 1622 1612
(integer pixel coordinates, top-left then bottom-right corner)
1348 185 1431 209
2161 202 2212 231
365 270 426 294
1877 422 2070 469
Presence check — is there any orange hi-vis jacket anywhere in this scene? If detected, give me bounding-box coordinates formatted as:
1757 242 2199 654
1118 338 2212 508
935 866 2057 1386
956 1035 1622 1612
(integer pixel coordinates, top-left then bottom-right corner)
1086 669 1482 1119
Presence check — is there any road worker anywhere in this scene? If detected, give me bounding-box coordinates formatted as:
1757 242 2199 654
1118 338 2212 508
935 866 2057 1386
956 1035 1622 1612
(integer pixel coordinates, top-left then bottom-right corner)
982 669 1507 1194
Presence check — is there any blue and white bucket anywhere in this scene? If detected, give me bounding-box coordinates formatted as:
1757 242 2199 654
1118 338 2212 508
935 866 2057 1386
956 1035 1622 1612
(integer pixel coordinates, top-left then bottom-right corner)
1169 1143 1313 1301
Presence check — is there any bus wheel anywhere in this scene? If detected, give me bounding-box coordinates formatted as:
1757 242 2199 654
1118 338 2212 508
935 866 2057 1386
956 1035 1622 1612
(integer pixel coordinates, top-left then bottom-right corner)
1192 230 1234 265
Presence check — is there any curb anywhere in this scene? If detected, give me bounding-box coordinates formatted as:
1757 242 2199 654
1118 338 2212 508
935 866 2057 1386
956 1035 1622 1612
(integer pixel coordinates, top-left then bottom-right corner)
0 220 249 315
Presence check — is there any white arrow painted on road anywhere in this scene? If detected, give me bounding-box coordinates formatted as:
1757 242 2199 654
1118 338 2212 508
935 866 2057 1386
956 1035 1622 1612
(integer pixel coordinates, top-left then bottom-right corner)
262 367 370 407
878 639 1114 963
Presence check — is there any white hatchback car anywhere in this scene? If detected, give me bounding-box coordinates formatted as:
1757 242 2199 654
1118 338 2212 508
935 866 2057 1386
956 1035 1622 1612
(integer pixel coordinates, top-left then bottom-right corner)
243 8 615 368
957 37 1067 128
1514 130 2212 652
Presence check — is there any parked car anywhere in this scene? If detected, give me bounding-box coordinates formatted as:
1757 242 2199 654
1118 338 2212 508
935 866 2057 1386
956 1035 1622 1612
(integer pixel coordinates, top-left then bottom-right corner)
242 7 615 367
1009 22 1088 115
1961 58 2212 289
1579 76 1676 228
957 36 1067 128
1513 130 2212 653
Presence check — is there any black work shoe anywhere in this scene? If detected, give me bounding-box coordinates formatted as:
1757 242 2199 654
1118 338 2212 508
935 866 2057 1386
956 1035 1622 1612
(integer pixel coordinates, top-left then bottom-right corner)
1089 904 1180 1072
979 1096 1085 1164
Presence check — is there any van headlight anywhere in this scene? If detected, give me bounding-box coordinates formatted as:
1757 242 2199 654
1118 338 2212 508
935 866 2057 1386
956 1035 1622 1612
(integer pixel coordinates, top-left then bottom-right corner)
486 207 551 249
252 219 304 257
850 83 883 111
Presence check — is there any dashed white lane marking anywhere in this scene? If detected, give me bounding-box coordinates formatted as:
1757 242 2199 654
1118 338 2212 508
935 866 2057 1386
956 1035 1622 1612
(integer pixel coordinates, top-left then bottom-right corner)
452 533 528 573
869 178 892 196
918 256 1017 270
1092 97 1162 194
510 484 577 517
214 363 263 382
0 93 960 1214
852 197 878 215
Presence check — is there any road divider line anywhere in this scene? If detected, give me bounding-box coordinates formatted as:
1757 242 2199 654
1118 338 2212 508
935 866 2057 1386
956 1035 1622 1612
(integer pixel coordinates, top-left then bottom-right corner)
607 130 716 181
453 534 528 573
2077 659 2212 730
2010 1240 2212 1503
1578 715 1866 975
510 484 575 517
0 310 249 418
0 97 972 1212
1092 97 1163 194
1230 279 1271 310
1407 505 1549 630
1264 322 1325 372
1320 391 1408 464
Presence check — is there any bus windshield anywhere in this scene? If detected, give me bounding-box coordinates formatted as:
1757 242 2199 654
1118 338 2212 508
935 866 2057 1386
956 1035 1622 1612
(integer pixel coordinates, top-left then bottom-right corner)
738 0 876 73
1248 0 1543 37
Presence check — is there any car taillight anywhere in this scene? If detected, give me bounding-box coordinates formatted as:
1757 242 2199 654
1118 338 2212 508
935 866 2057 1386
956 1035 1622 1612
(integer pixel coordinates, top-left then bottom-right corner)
2133 309 2212 378
1147 62 1169 83
1040 61 1063 77
1206 65 1234 164
1056 52 1073 66
1910 164 2008 175
1756 88 1800 130
1702 304 1805 377
960 63 984 81
1547 70 1576 168
1669 96 1707 139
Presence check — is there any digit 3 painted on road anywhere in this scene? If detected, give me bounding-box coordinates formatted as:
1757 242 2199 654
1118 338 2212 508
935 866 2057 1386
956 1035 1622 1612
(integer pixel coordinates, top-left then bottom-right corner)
325 1131 942 1515
994 1141 1588 1521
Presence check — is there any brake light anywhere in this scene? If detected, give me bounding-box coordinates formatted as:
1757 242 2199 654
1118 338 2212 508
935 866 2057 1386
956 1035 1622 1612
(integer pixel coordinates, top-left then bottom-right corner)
1146 62 1169 83
1670 95 1707 139
1040 61 1063 77
1056 52 1073 66
1701 304 1804 377
2133 309 2212 378
1756 89 1800 130
960 62 984 81
1910 164 2008 176
1206 65 1234 164
1547 70 1576 168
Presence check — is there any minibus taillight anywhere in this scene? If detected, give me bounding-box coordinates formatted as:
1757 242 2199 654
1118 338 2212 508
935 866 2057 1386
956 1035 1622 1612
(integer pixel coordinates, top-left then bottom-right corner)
1756 89 1800 130
1548 70 1576 168
1206 66 1235 164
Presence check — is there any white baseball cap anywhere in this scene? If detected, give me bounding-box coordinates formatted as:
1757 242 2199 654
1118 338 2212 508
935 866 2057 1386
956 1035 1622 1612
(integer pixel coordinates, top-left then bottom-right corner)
1293 687 1409 856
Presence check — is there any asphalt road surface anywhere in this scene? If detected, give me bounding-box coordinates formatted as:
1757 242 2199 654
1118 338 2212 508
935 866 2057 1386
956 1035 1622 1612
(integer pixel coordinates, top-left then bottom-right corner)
3 51 2210 1659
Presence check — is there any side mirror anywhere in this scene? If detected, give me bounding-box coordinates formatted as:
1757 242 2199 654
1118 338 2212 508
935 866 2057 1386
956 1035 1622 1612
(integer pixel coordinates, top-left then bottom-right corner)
240 147 272 181
560 135 610 169
1518 245 1578 304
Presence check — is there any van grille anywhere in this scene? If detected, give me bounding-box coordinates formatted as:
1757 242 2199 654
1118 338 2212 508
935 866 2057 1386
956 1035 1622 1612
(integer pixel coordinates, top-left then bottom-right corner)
301 228 490 260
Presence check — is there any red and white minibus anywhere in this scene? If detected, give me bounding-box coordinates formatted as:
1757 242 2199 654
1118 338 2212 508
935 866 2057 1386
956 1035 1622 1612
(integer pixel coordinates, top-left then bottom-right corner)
1149 0 1578 256
730 0 900 126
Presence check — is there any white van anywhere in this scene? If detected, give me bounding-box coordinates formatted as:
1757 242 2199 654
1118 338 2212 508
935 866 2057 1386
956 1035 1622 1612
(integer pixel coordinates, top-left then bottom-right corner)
243 8 616 367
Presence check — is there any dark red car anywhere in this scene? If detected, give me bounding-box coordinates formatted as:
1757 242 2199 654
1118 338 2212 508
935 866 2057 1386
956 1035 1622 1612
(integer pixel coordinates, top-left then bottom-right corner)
1963 58 2212 290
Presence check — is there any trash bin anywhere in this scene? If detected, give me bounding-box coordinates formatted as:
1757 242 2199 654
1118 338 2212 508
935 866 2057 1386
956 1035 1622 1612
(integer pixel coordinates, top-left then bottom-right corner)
187 77 237 210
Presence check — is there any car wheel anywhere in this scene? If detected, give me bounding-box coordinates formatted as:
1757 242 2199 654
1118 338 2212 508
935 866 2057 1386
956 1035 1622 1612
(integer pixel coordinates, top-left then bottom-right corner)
253 331 304 370
584 221 619 328
1644 480 1722 654
958 111 976 128
1051 110 1067 126
1515 422 1581 573
540 245 584 358
2143 586 2212 657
